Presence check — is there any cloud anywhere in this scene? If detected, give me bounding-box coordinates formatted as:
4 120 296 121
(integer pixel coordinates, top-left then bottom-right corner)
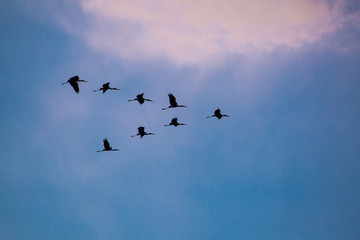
65 0 354 66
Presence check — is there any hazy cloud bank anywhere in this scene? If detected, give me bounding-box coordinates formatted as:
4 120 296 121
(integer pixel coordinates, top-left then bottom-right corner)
66 0 359 66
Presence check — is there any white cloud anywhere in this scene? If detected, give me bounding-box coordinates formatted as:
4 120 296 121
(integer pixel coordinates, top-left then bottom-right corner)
72 0 351 66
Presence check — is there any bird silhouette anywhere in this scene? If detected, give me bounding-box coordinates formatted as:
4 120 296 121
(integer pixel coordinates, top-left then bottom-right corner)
131 126 155 138
61 75 87 93
162 93 187 110
128 93 154 104
93 82 120 94
96 138 119 152
164 117 186 127
207 108 230 119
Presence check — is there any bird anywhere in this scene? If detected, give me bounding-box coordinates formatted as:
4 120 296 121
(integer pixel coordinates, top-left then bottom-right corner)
162 93 187 110
96 138 119 152
93 82 120 94
127 93 154 104
207 108 230 119
164 117 186 127
131 126 155 138
61 75 87 93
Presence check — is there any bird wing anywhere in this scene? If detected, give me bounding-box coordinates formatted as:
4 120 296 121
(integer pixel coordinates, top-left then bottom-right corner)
69 76 79 81
69 81 79 93
168 94 177 106
103 138 110 149
138 127 145 134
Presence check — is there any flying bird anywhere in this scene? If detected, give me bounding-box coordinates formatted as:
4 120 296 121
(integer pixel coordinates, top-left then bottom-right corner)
61 75 87 93
164 117 186 127
207 108 230 119
128 93 154 104
96 138 119 152
162 93 187 110
131 126 155 138
93 82 120 94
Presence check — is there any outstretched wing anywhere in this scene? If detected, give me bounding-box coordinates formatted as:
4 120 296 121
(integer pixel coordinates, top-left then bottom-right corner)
69 81 79 93
103 138 110 149
168 93 177 106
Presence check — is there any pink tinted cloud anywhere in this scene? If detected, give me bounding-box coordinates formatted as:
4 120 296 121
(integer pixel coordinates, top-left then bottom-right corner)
76 0 351 65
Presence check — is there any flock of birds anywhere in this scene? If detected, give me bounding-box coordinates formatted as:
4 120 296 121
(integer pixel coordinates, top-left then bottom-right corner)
62 75 230 152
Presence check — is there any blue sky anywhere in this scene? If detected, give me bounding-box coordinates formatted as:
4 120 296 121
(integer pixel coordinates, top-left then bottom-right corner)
1 0 360 239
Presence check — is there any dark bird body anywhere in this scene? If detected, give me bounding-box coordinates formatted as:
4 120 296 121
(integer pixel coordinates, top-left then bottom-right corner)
62 75 87 93
131 126 155 138
164 118 186 127
162 93 187 110
128 93 154 104
97 138 119 152
93 82 120 94
207 108 230 119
